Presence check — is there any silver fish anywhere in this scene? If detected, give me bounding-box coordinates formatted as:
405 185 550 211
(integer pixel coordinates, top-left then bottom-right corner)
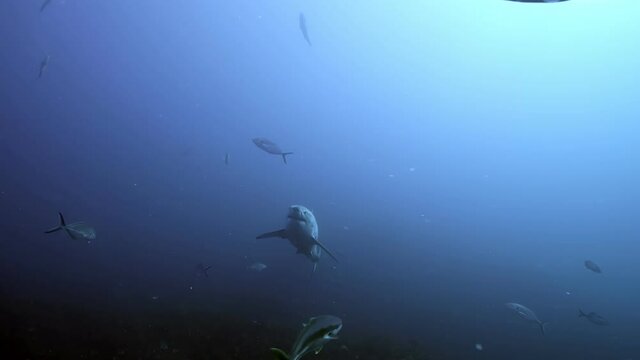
249 262 267 272
252 138 293 164
257 205 337 272
271 315 342 360
45 212 96 241
584 260 602 273
578 309 609 326
299 13 312 46
38 55 50 79
506 303 548 335
40 0 52 13
195 263 212 277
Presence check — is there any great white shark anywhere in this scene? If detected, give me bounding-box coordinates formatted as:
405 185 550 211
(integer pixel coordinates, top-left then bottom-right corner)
257 205 337 271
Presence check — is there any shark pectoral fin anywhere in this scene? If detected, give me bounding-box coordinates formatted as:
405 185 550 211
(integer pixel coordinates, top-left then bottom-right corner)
314 240 338 263
256 229 288 239
270 348 290 360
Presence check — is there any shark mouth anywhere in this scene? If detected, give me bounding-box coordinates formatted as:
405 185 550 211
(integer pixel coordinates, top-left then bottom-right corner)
288 214 306 222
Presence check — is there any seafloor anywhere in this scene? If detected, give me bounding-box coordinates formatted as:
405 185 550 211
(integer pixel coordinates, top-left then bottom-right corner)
0 296 436 360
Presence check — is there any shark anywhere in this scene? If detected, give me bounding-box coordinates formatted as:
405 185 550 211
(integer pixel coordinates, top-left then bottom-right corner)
257 205 337 272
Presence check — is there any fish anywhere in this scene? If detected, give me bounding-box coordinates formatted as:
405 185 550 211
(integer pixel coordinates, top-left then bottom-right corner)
40 0 52 13
578 309 609 326
505 303 548 335
505 0 569 3
195 263 212 277
299 13 312 46
585 260 602 273
38 55 50 79
271 315 342 360
257 205 337 272
224 152 230 165
252 138 293 164
45 212 96 241
249 262 267 272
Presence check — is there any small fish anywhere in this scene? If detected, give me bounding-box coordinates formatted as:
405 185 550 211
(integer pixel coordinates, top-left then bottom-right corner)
252 138 293 164
257 205 337 272
40 0 52 13
271 315 342 360
299 13 312 46
578 309 609 326
45 212 96 241
38 55 50 79
249 262 267 272
585 260 602 274
505 303 548 335
224 152 230 165
195 263 212 277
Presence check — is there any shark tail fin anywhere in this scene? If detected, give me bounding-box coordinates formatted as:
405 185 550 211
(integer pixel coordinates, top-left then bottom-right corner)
257 229 288 239
281 152 293 164
314 240 338 263
45 212 66 234
270 348 290 360
578 309 586 317
540 322 549 335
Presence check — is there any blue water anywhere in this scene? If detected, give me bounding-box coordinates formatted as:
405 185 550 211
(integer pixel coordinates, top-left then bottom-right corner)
2 1 640 359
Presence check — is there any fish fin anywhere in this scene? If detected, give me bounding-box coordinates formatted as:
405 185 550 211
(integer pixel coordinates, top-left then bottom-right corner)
540 322 549 335
313 262 317 272
313 240 338 263
58 212 66 227
44 226 61 234
314 346 323 354
45 212 66 233
281 152 293 164
256 229 288 239
578 309 586 317
270 348 289 360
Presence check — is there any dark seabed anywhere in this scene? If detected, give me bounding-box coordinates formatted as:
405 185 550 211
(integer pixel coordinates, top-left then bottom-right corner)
2 1 640 359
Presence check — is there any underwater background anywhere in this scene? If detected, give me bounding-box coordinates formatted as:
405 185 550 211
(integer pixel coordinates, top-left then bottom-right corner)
2 0 640 359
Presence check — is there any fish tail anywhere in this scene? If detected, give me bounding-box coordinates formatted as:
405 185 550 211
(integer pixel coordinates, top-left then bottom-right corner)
281 152 293 164
58 212 66 226
270 348 290 360
44 212 66 234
